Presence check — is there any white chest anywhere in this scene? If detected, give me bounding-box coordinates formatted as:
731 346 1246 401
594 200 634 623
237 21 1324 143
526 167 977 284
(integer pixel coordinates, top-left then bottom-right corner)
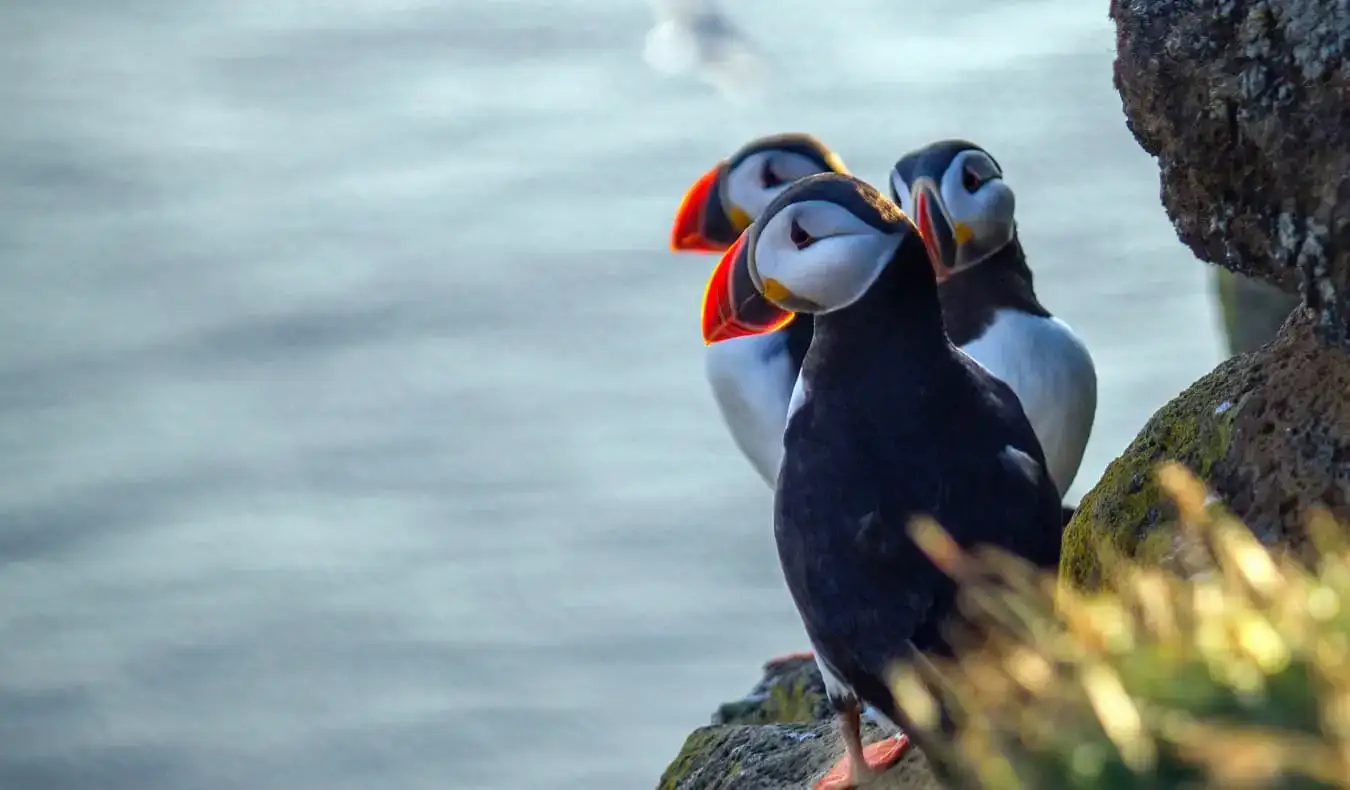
703 333 799 487
959 309 1098 496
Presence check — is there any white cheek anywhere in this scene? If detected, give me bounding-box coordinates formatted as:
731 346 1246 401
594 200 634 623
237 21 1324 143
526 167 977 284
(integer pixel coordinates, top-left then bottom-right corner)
941 159 1013 229
729 183 793 220
947 183 1015 238
994 184 1016 220
941 186 978 224
723 175 762 219
758 183 793 212
761 236 899 313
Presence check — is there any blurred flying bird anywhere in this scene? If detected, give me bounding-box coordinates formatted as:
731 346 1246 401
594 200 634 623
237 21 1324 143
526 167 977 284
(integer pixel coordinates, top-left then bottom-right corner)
643 0 768 103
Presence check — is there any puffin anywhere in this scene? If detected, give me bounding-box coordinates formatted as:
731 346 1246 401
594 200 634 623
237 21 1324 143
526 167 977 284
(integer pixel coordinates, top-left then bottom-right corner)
888 139 1098 522
670 133 848 487
672 137 1096 525
700 173 1065 790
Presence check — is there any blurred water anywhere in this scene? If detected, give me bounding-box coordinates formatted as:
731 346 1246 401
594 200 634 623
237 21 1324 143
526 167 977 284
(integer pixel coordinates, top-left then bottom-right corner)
0 2 1223 788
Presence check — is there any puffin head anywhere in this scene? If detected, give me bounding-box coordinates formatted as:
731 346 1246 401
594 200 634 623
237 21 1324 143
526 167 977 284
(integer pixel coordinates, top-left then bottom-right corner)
701 173 923 344
888 140 1015 283
670 133 849 253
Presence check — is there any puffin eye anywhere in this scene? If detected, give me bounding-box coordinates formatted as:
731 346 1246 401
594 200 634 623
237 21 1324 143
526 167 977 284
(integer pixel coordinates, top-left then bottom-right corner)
789 218 815 250
760 158 784 188
962 166 983 193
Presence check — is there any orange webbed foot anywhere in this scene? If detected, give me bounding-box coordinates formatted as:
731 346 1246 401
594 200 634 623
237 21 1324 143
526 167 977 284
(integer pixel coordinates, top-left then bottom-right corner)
812 734 909 790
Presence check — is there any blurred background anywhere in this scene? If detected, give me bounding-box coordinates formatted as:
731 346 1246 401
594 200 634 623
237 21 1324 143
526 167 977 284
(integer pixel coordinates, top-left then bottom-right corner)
1 1 1241 788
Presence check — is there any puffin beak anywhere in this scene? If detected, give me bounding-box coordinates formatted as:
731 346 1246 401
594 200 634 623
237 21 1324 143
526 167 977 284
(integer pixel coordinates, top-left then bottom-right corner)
913 184 965 273
671 163 752 252
701 232 796 345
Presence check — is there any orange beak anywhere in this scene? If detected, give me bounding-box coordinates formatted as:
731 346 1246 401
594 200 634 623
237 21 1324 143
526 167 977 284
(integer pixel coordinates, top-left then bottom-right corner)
913 185 964 279
913 189 945 273
671 163 733 252
700 231 797 345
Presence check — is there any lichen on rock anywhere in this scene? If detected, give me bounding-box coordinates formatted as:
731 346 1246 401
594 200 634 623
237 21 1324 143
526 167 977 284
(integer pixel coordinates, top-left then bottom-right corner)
657 719 941 790
1063 308 1350 589
1061 354 1245 589
660 656 946 789
711 656 830 726
1111 0 1350 346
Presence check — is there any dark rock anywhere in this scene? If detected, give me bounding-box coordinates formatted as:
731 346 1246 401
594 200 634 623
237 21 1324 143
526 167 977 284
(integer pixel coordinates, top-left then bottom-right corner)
1063 307 1350 589
1111 0 1350 346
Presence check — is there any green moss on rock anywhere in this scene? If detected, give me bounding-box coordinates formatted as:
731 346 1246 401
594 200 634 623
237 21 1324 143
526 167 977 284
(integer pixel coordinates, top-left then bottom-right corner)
659 655 945 789
712 656 829 726
1060 356 1246 590
658 728 729 790
657 721 942 790
655 722 834 790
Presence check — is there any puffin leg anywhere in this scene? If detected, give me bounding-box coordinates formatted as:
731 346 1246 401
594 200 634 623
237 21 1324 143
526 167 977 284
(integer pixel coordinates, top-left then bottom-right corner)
813 701 909 790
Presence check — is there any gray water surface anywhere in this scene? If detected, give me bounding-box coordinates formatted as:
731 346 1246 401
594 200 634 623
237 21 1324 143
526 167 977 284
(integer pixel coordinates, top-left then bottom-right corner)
1 2 1223 788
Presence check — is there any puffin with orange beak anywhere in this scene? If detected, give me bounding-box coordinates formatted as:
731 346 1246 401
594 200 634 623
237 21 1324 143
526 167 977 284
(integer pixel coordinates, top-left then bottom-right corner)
676 136 1096 525
672 133 849 254
701 173 1065 790
889 140 1097 521
671 133 848 488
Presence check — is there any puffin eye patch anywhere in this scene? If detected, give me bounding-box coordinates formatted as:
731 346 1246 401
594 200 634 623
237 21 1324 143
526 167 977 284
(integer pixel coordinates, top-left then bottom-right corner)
959 154 1000 193
761 158 784 188
961 166 982 193
789 218 816 250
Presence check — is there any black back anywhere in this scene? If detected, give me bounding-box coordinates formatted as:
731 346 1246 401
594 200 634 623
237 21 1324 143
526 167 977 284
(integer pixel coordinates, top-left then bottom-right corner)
773 230 1064 730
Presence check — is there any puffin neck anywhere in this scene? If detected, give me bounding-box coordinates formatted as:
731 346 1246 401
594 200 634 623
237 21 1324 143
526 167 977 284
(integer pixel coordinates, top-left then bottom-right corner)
975 234 1038 294
810 237 948 360
938 234 1050 342
781 312 816 372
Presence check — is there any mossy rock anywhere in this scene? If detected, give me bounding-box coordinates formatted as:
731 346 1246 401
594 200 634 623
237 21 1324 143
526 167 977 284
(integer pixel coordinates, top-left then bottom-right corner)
657 721 943 790
1060 356 1246 590
1062 308 1350 591
712 656 831 726
660 656 947 788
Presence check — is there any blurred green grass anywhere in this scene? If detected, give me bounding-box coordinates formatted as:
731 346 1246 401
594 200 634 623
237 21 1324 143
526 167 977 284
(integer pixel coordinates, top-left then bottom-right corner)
891 463 1350 790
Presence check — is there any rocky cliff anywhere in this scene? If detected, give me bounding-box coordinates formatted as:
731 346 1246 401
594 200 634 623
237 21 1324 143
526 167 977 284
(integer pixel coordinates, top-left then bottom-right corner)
1063 0 1350 587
